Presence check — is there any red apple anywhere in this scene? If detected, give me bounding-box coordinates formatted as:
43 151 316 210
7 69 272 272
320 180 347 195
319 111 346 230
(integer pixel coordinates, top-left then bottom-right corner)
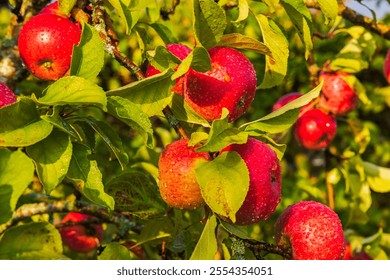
274 200 345 260
294 108 337 150
18 13 81 81
384 50 390 84
0 82 17 108
158 138 211 210
220 138 281 225
145 43 192 95
39 1 68 18
59 212 104 253
183 46 257 122
319 71 359 116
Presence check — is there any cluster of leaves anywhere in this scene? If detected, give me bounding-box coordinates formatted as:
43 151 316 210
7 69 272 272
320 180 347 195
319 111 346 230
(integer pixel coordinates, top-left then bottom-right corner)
0 0 390 259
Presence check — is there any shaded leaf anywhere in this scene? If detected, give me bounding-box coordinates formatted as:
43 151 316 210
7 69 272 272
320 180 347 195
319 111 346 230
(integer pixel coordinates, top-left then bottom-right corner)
67 143 115 211
0 222 65 259
0 149 34 224
190 215 218 260
26 130 73 193
218 33 271 55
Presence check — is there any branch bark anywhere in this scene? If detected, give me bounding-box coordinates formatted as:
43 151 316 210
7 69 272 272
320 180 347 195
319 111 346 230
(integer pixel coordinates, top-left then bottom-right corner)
307 1 390 40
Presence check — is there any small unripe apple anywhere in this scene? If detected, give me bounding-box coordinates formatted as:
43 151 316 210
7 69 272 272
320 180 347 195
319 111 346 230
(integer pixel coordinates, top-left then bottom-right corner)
274 200 345 260
319 71 359 116
183 46 257 122
294 108 337 150
145 43 192 95
383 50 390 84
221 138 281 225
18 13 81 81
59 212 104 253
0 82 17 108
158 138 211 210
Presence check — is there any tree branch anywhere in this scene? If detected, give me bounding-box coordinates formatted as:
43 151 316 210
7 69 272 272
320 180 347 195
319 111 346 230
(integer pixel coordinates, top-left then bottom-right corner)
306 1 390 40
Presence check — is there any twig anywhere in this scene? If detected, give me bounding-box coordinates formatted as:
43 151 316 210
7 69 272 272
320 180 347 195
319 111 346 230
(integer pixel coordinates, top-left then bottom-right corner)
0 200 137 236
306 1 390 40
243 239 293 260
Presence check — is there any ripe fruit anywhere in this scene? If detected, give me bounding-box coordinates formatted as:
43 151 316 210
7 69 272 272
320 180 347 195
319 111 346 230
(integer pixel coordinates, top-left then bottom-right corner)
145 43 192 95
39 1 67 17
18 13 81 81
183 46 257 122
294 108 337 150
319 71 359 116
59 212 103 253
220 138 281 225
158 138 211 210
0 82 17 108
384 50 390 84
274 200 345 260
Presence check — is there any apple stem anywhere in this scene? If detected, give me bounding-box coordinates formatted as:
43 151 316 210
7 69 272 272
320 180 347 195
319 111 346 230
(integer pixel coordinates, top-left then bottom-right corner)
243 239 292 260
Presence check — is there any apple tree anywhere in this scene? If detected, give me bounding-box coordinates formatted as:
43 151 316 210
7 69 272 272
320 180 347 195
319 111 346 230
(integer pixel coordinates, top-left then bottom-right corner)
0 0 390 260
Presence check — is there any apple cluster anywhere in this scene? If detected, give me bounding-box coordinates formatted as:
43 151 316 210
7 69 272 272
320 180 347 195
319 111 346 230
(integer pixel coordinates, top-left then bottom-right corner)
273 70 360 150
18 1 81 81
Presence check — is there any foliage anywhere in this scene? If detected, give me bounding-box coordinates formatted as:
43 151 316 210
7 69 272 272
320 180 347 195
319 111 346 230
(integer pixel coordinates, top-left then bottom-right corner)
0 0 390 260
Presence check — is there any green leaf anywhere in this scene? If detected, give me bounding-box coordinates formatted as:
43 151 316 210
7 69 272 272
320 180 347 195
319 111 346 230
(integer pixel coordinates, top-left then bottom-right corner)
363 162 390 193
0 222 65 259
0 149 34 224
98 243 138 260
192 109 249 152
106 69 174 117
218 33 271 56
107 0 139 34
40 106 80 140
107 96 154 148
281 0 312 59
172 46 211 80
83 117 129 170
330 27 376 74
193 0 227 49
70 23 105 79
150 23 178 45
0 97 53 147
190 215 218 260
262 0 280 12
135 218 175 247
106 170 166 218
146 45 182 73
219 219 259 241
67 143 115 211
58 0 76 15
257 14 289 89
26 130 73 193
195 151 249 223
38 76 107 111
317 0 338 25
241 81 323 133
247 133 287 161
232 0 249 24
170 94 210 127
